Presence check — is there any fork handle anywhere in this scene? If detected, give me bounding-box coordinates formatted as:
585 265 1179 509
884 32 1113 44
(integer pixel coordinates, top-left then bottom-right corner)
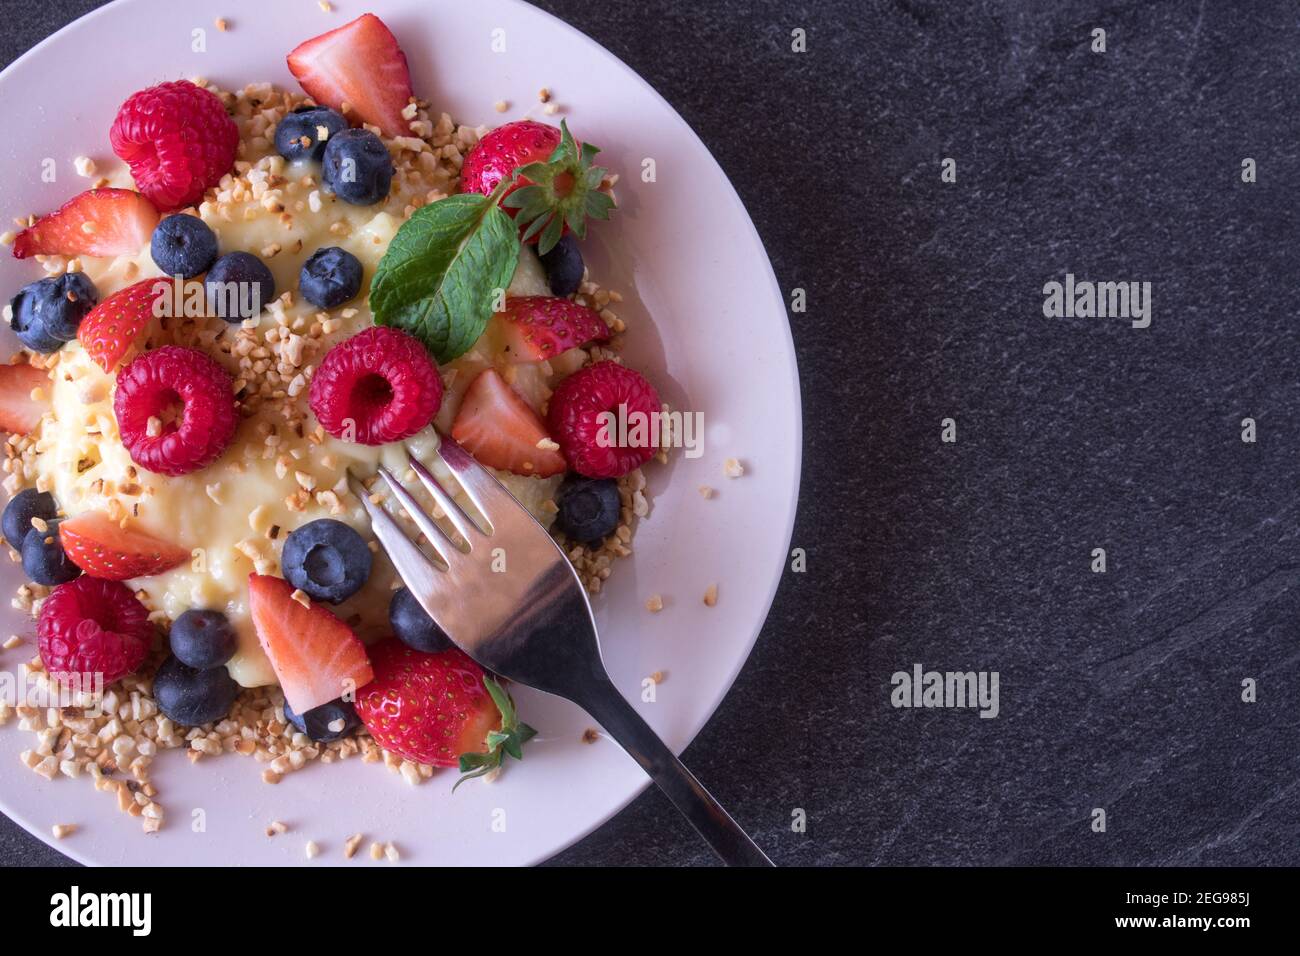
577 678 774 867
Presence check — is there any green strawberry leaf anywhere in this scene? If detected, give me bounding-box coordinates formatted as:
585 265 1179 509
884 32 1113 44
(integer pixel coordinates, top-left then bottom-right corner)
451 676 537 792
500 120 615 255
370 193 521 363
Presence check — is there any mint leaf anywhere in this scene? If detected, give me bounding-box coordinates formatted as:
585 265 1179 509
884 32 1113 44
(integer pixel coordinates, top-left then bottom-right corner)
370 194 520 363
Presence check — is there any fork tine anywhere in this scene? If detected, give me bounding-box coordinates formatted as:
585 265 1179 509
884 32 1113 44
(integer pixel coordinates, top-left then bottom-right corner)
434 436 520 526
405 454 486 542
375 466 465 562
346 471 450 575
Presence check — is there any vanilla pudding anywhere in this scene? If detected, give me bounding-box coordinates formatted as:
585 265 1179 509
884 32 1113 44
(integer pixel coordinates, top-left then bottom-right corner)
28 86 570 687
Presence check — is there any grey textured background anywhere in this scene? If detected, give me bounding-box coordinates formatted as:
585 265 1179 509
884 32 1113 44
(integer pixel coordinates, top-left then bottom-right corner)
4 0 1298 867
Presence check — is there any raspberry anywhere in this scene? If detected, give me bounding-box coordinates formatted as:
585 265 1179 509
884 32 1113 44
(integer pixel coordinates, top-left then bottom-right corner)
38 577 153 685
114 346 239 476
309 327 443 445
547 361 662 478
110 81 239 211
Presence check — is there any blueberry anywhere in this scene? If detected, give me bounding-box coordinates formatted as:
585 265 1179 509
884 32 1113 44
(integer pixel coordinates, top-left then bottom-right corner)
170 609 237 670
153 654 241 726
151 214 219 280
539 234 585 297
282 518 372 604
21 524 81 586
321 128 394 206
275 106 349 163
300 246 363 309
389 586 452 653
283 696 361 742
3 488 57 550
8 273 99 351
205 252 276 322
555 476 621 543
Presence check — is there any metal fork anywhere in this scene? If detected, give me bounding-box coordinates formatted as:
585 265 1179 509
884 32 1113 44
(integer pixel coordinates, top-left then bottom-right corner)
348 436 773 867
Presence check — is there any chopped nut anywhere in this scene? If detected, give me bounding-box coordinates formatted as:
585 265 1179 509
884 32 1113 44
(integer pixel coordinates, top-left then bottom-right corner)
644 594 664 613
266 820 288 837
723 458 745 478
51 823 78 839
305 840 320 859
344 832 365 859
703 584 718 607
581 728 600 744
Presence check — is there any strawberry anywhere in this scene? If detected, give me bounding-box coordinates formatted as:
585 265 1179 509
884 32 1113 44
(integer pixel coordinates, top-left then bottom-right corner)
12 189 158 259
247 573 374 716
462 120 615 254
355 640 535 784
0 363 51 434
78 278 167 372
286 13 414 139
450 368 566 477
493 296 610 363
59 511 190 580
461 121 561 206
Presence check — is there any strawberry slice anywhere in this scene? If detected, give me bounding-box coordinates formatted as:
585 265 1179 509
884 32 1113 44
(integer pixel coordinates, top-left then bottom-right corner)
59 511 190 580
78 278 167 372
286 13 414 139
450 369 566 477
12 189 159 259
248 573 374 716
0 363 51 434
494 296 611 363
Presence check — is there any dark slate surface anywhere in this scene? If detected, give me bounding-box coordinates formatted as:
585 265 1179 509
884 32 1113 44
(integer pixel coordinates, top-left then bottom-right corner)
3 0 1297 868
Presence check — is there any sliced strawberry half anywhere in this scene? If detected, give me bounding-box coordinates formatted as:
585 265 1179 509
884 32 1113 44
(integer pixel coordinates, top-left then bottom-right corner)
12 189 159 259
78 278 167 372
494 296 610 363
59 511 190 580
248 573 374 716
450 369 566 477
0 363 51 434
286 13 413 138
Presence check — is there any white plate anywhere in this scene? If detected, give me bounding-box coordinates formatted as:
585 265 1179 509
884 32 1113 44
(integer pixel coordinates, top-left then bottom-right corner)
0 0 800 866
